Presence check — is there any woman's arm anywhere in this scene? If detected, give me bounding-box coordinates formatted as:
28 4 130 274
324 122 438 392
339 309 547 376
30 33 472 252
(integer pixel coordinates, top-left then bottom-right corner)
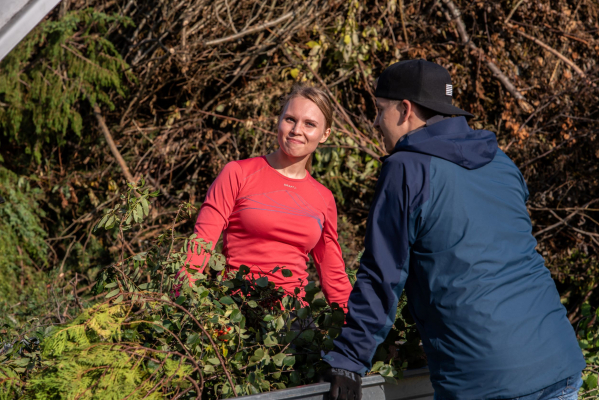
311 195 353 309
181 161 243 283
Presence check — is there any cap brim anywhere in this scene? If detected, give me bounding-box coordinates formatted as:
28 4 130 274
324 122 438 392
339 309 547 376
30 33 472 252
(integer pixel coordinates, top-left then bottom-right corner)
411 99 474 117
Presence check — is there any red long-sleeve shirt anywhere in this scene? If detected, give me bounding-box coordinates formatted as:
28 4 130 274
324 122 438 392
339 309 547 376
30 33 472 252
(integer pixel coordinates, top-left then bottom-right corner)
182 156 352 307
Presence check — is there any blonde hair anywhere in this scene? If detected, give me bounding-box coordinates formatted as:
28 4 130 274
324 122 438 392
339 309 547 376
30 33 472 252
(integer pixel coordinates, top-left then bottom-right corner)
279 85 333 129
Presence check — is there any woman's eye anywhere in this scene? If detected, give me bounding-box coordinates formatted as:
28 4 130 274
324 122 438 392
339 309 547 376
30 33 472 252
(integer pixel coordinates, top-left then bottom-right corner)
306 122 315 127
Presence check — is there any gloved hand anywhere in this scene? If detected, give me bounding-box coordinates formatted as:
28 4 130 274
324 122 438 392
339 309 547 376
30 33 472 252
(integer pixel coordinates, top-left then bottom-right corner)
325 368 362 400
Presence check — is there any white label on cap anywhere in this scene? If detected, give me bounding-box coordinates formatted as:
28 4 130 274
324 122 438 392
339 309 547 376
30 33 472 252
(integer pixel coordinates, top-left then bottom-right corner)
446 84 453 96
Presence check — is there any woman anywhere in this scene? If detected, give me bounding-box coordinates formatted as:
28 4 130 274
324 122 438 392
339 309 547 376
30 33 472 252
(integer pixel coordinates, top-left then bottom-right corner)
180 85 352 308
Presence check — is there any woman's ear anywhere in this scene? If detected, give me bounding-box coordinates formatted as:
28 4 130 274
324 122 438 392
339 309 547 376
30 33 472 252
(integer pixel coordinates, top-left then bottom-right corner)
319 127 331 144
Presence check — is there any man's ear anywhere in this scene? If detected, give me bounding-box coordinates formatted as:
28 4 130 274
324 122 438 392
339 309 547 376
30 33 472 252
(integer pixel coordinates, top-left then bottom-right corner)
401 99 412 117
319 127 331 143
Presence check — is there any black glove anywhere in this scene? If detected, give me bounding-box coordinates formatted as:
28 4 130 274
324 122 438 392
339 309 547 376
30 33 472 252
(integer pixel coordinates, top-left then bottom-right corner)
325 368 362 400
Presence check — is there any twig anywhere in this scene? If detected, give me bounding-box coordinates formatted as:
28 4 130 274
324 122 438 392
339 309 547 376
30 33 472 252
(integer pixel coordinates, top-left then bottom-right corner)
507 25 587 78
520 131 591 169
504 0 525 24
194 109 277 136
398 0 409 46
441 0 533 112
549 210 599 238
205 11 294 46
534 199 599 237
93 103 137 184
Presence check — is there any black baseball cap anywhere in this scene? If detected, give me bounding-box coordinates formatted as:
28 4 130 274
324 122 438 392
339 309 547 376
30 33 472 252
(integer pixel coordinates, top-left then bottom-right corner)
374 59 473 117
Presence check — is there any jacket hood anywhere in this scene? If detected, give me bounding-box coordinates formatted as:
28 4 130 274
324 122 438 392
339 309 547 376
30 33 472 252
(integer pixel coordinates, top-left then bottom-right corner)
390 116 498 170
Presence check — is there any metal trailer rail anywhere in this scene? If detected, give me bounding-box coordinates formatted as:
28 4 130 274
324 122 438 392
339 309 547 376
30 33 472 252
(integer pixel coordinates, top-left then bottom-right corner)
0 0 61 62
237 368 434 400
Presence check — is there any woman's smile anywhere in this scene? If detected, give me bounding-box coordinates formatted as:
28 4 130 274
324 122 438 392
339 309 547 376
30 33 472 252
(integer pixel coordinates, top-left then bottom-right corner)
286 138 304 145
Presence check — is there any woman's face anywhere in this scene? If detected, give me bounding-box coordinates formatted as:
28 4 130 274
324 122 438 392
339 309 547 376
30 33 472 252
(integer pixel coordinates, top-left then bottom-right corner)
277 96 331 160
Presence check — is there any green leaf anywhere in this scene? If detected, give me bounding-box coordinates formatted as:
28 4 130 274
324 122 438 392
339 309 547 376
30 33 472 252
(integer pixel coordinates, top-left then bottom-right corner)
290 371 300 384
283 355 295 366
284 331 299 344
209 253 226 271
247 300 258 308
97 214 109 229
585 373 598 389
380 364 392 376
176 296 186 305
105 289 120 298
281 269 293 277
272 353 286 366
332 310 345 325
220 296 235 305
207 357 220 365
297 307 309 320
255 277 269 288
141 197 150 216
275 316 285 331
312 298 327 308
105 215 115 229
13 357 30 367
249 348 264 362
300 329 314 342
239 265 250 275
230 309 243 323
371 361 384 373
263 315 274 322
264 332 278 347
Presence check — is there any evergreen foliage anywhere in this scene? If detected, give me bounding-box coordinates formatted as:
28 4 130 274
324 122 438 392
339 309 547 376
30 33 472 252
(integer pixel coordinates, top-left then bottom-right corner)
0 9 134 162
0 167 48 320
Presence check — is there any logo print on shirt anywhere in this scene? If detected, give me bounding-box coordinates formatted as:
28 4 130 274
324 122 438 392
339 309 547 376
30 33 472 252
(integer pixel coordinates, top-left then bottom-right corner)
234 190 323 229
284 183 296 189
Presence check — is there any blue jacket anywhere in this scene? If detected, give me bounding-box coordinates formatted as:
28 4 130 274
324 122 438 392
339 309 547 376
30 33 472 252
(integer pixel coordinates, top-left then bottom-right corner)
324 117 585 399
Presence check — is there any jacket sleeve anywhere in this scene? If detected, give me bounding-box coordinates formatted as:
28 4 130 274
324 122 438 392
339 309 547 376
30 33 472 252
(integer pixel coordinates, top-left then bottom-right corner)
311 194 352 310
180 162 243 283
323 158 414 375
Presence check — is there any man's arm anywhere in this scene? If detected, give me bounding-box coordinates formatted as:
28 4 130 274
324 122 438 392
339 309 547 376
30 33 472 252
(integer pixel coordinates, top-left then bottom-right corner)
323 156 423 374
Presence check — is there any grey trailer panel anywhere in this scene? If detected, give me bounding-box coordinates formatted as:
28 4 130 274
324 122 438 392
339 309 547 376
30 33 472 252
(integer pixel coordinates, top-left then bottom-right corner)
237 369 434 400
0 0 61 62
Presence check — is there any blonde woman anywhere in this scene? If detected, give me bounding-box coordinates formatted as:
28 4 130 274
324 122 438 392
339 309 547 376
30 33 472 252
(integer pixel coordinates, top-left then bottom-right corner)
181 85 352 308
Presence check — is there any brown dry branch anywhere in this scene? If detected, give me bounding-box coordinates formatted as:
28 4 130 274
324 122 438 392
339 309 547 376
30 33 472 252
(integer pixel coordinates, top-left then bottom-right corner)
93 103 137 184
441 0 534 112
205 11 295 46
534 199 599 238
507 24 587 79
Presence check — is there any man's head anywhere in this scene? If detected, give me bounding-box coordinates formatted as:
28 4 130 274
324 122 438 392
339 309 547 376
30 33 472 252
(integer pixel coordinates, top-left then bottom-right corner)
374 99 436 153
374 59 472 153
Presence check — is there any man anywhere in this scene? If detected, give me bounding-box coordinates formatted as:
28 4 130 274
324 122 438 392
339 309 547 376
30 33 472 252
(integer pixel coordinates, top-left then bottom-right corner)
324 60 585 400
